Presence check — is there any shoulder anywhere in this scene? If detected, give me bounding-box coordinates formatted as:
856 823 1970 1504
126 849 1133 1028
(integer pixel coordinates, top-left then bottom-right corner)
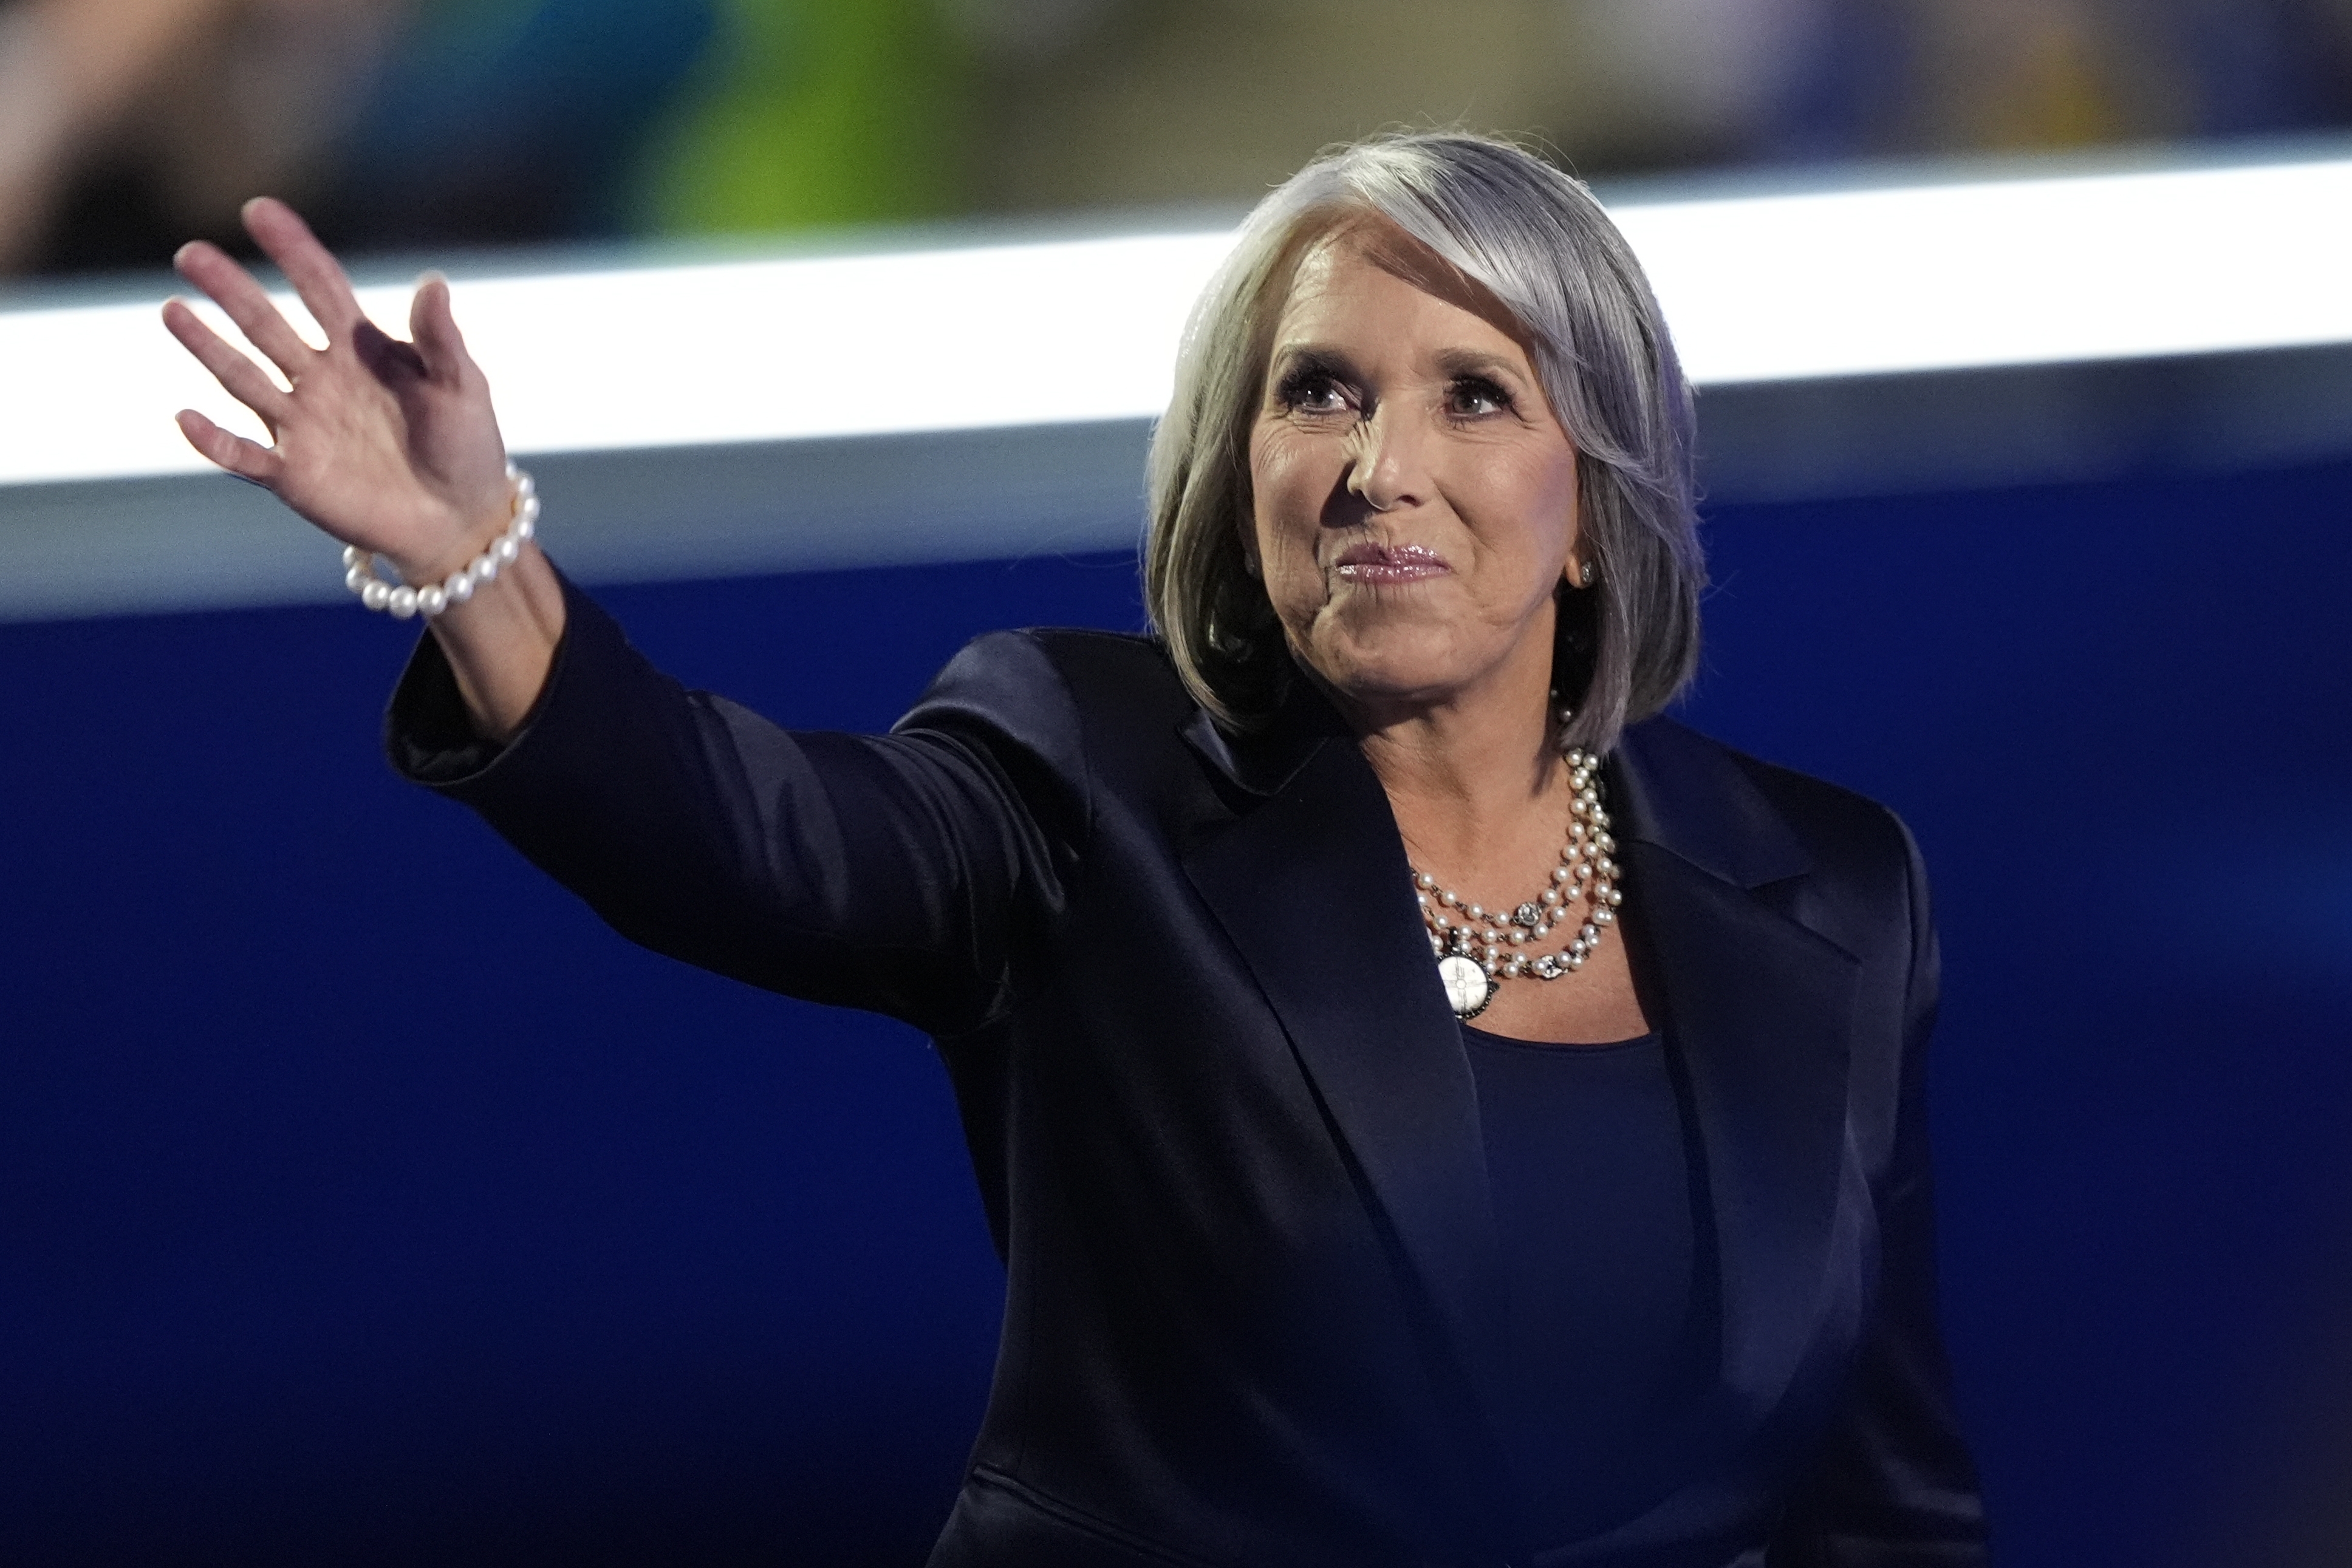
914 625 1172 686
1004 627 1184 695
1625 712 1912 851
889 629 1192 814
1621 714 1927 935
1677 718 1909 850
901 628 1189 738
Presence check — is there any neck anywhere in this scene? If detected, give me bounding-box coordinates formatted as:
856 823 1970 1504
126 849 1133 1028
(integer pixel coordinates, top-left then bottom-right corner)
1335 663 1569 881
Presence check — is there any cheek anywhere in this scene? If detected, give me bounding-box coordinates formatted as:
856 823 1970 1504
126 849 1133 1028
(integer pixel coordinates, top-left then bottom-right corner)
1480 452 1580 574
1248 426 1317 514
1246 428 1330 556
1243 437 1332 625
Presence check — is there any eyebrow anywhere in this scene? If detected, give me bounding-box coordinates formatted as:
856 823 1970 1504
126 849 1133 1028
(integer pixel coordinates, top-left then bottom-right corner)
1268 344 1528 384
1267 343 1359 380
1431 347 1531 384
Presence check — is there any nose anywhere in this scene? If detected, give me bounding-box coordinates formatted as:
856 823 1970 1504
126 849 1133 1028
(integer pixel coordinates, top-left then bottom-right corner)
1345 407 1427 515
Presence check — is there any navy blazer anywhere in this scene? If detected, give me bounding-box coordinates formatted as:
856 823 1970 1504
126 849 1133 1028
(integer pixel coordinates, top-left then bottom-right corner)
390 575 1986 1568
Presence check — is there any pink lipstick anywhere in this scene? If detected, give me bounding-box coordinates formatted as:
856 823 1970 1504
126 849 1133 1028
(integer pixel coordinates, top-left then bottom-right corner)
1333 542 1450 584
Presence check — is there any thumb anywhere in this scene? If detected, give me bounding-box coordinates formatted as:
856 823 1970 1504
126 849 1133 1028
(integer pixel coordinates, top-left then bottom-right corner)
409 271 470 380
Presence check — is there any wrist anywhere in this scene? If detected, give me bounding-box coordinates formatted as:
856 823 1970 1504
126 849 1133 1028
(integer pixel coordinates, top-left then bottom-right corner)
398 475 528 584
347 467 538 620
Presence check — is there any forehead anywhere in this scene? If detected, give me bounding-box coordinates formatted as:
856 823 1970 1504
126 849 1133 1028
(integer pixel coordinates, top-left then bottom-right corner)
1273 221 1536 361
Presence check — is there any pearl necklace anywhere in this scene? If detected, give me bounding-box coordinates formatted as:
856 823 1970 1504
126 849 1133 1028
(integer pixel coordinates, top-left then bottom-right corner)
1411 721 1622 1021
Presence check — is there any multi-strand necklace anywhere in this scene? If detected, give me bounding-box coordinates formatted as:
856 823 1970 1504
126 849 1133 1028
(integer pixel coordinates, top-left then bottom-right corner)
1410 718 1622 1021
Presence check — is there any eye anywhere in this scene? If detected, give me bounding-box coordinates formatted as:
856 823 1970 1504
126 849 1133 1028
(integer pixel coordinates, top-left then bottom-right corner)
1275 367 1350 415
1446 375 1513 418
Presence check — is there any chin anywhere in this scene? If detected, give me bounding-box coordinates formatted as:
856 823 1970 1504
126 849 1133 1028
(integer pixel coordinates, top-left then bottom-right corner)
1301 620 1482 706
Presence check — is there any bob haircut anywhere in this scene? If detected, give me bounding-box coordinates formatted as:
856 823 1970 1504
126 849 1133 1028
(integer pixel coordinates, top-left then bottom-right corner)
1143 131 1705 756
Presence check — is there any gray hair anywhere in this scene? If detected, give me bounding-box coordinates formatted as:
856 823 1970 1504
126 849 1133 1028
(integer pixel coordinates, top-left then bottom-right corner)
1143 131 1704 755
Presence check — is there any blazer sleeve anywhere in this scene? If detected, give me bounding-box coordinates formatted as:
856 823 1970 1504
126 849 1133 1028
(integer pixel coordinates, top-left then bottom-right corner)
1768 815 1989 1567
384 570 1091 1038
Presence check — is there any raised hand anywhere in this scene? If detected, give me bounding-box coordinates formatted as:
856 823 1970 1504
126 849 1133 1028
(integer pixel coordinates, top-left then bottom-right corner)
162 198 562 737
162 198 514 586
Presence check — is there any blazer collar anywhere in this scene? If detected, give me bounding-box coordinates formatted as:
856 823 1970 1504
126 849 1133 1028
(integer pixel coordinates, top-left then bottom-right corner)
1175 669 1350 801
1177 679 1820 890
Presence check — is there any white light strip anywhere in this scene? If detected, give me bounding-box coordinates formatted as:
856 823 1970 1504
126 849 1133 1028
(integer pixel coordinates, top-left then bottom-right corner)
0 233 1234 489
4 153 2350 489
1618 157 2352 384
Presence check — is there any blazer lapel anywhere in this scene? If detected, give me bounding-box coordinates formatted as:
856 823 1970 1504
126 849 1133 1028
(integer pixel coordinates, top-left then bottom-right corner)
1174 699 1866 1516
1178 695 1525 1544
1612 720 1862 1423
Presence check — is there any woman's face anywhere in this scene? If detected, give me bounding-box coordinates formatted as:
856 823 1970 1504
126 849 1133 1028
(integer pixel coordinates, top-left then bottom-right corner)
1246 228 1581 718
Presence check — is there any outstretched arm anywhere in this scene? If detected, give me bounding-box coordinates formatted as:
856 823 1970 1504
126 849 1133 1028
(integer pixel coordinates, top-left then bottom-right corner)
162 197 561 738
168 200 1090 1034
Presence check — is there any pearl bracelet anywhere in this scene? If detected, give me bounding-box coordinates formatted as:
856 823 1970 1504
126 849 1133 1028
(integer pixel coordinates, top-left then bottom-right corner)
341 465 539 620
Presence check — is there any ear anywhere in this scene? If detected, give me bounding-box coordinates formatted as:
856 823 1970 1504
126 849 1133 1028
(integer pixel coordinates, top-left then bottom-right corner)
1560 457 1588 588
1562 547 1594 591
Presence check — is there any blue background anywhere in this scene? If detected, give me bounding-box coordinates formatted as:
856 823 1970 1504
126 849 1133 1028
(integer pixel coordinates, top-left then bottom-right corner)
5 458 2350 1566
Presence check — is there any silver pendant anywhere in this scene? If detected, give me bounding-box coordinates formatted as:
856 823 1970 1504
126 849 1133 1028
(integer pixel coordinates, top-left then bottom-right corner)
1436 955 1492 1020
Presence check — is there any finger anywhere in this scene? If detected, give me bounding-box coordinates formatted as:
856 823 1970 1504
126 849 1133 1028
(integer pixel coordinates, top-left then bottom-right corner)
174 409 285 487
173 239 315 377
162 298 292 426
408 272 473 383
241 197 365 343
351 318 427 389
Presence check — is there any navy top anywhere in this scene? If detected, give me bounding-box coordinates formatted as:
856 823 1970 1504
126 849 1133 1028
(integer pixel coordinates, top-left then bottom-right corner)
1460 1024 1712 1550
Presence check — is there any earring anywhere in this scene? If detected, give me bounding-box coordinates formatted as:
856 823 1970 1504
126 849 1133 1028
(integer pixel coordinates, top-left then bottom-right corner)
1579 559 1597 589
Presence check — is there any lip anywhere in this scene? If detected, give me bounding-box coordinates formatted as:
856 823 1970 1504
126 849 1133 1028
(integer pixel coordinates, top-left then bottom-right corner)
1332 541 1451 584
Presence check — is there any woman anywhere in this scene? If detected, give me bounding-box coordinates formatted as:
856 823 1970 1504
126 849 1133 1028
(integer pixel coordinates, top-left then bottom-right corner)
162 134 1986 1567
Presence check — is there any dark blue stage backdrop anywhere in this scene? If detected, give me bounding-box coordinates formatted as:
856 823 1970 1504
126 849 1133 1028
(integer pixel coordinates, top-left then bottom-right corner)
5 458 2350 1567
